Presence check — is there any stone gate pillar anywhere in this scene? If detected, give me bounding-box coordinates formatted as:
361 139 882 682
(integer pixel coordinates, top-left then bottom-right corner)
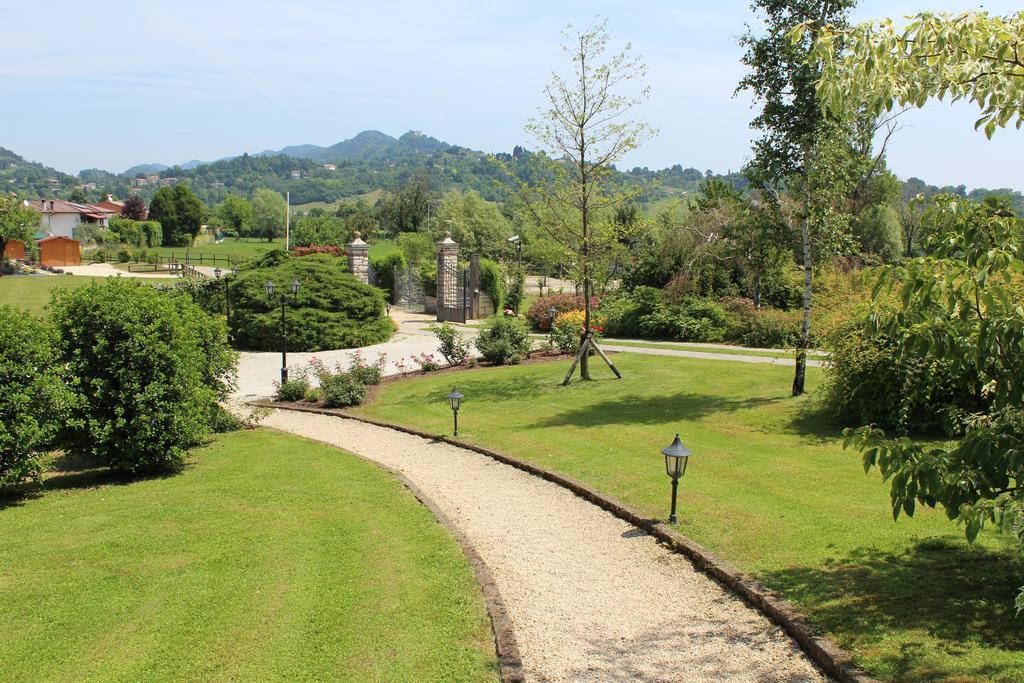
436 232 459 317
347 231 369 284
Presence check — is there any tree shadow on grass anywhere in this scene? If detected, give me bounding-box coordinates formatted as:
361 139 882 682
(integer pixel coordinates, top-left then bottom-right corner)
762 538 1024 681
0 453 181 511
531 391 786 428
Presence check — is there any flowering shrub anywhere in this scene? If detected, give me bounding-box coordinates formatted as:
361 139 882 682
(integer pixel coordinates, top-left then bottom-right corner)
551 310 606 354
525 293 602 331
348 349 387 385
394 356 409 376
430 322 473 366
413 353 440 372
292 245 343 257
321 373 366 407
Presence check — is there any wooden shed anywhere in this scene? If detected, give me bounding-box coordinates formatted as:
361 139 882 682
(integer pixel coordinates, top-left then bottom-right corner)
38 236 80 267
2 239 26 260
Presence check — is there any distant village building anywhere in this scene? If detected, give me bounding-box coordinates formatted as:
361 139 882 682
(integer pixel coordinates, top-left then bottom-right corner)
159 177 179 186
27 199 116 239
94 195 125 215
322 163 337 171
290 170 302 178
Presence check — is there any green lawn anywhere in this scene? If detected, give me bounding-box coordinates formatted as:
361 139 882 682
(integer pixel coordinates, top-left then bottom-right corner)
0 429 497 681
148 239 286 265
0 275 124 317
600 339 808 359
355 353 1024 682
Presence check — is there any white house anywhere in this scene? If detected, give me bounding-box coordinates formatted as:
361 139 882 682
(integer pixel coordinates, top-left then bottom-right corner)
27 199 115 239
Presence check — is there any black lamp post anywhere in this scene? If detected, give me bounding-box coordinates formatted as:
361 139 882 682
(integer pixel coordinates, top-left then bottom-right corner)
661 434 692 524
266 278 300 384
447 387 464 436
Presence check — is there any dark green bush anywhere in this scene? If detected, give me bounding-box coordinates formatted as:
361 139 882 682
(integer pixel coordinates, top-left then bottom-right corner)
479 258 504 312
51 279 238 474
321 373 367 407
275 378 310 402
601 289 730 342
230 252 392 351
600 287 664 338
369 251 407 303
418 260 438 298
0 307 71 487
742 308 802 348
475 315 531 364
820 318 984 435
159 278 226 317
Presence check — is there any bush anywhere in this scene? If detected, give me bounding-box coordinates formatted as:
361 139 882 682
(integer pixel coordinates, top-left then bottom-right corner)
347 350 386 385
117 247 133 263
418 260 438 298
599 287 665 337
369 251 407 303
601 289 730 342
479 258 504 312
321 373 367 408
159 277 226 317
551 310 607 354
742 308 802 348
230 252 392 351
475 315 531 364
525 293 600 331
0 307 71 487
431 322 473 366
50 279 238 474
110 217 144 247
820 318 984 435
275 378 310 402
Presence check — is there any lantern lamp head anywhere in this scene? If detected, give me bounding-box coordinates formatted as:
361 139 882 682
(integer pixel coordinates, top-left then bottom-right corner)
214 267 222 278
290 278 301 296
447 387 464 413
661 434 692 479
231 268 238 277
264 279 275 297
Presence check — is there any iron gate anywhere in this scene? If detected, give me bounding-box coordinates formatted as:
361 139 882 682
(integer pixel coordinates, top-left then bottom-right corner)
437 261 469 323
394 265 425 308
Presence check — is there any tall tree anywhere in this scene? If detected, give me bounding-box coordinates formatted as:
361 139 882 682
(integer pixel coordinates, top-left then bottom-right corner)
215 194 253 235
252 188 286 242
148 186 179 246
0 195 39 260
738 0 857 395
172 184 204 242
519 19 655 381
377 174 432 234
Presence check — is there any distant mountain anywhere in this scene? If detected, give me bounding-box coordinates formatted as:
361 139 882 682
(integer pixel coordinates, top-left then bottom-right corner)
252 130 450 164
123 162 169 176
0 147 75 197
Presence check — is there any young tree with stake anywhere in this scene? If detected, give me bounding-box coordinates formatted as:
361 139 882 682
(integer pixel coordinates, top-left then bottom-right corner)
518 20 655 382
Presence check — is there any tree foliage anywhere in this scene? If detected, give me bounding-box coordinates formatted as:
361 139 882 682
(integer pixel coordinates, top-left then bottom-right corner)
845 196 1024 586
214 194 253 235
377 174 432 234
121 194 147 221
252 188 286 242
808 11 1024 138
0 195 39 260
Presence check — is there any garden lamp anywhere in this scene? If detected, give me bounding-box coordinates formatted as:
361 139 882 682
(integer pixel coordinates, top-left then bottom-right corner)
290 278 301 296
661 434 692 524
447 387 464 436
231 268 238 277
265 279 275 297
214 267 222 278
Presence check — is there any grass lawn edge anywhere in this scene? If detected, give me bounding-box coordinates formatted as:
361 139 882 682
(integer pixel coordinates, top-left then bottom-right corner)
260 425 525 682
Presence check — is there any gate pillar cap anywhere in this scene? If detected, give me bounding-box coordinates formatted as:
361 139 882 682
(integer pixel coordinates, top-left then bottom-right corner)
437 231 457 249
348 231 368 249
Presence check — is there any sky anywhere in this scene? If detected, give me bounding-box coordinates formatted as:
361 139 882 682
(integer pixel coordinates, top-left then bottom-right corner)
1 0 1021 190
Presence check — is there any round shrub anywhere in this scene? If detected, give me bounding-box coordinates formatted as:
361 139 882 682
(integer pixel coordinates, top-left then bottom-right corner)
275 378 310 402
0 307 71 487
820 318 984 435
51 279 238 474
230 252 392 351
598 287 664 337
321 374 367 408
551 309 607 354
475 315 531 364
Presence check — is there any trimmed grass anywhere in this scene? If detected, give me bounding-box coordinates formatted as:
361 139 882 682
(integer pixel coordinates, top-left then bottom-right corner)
0 275 122 317
356 353 1024 682
148 239 286 265
601 339 802 359
0 429 497 681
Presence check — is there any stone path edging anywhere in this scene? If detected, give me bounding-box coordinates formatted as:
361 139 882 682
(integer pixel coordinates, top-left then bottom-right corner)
254 401 877 683
262 425 525 682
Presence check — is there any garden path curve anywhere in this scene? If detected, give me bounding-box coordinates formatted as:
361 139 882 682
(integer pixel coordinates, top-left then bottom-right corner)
261 409 825 682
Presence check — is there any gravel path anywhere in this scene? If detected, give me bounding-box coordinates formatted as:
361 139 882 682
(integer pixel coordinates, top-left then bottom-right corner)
261 409 825 682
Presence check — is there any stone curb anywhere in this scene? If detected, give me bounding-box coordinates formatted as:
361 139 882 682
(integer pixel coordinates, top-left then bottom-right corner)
254 401 876 683
259 422 525 683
